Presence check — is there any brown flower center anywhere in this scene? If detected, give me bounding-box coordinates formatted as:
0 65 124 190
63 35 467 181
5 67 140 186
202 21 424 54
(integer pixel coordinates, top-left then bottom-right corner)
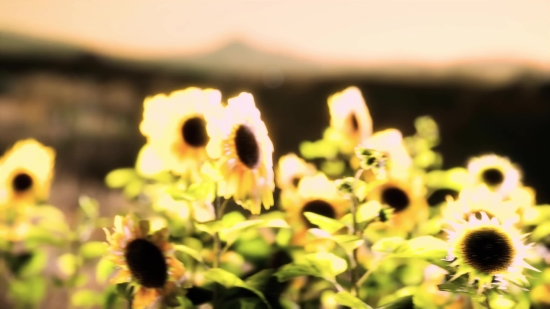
301 199 336 229
125 238 168 288
381 187 410 213
234 124 260 169
348 113 359 132
181 117 209 147
482 168 504 186
12 173 33 192
461 228 514 274
427 189 459 207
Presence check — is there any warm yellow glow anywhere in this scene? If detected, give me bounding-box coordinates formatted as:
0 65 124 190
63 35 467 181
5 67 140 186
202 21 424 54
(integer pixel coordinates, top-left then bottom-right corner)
275 153 316 191
140 87 223 181
135 144 168 177
327 86 372 154
445 212 538 293
0 139 55 205
442 185 521 224
207 92 274 215
467 154 521 197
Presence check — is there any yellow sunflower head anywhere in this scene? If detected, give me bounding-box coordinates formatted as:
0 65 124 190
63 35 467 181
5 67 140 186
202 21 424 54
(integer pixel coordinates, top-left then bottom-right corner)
327 86 373 154
0 139 55 205
366 178 427 233
361 129 413 181
442 186 521 225
139 87 223 179
104 214 186 309
282 173 349 245
445 212 539 294
275 153 316 191
467 154 521 197
206 92 274 215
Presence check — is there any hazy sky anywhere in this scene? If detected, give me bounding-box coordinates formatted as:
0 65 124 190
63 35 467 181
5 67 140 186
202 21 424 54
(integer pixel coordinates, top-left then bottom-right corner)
0 0 549 66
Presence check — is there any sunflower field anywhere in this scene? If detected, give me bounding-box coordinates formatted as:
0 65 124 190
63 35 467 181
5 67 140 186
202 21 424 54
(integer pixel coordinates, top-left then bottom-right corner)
1 86 550 309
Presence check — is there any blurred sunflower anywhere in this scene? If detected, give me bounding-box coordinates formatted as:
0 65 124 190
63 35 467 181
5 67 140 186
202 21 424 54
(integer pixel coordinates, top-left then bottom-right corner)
327 86 373 154
275 153 316 191
366 178 427 234
445 212 538 293
281 173 349 246
442 186 521 224
359 129 413 181
467 154 521 197
139 87 223 180
104 214 186 309
0 139 55 205
206 92 274 215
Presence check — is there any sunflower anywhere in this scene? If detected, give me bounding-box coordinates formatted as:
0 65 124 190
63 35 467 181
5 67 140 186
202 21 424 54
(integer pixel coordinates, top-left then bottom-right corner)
358 129 413 182
281 173 349 246
444 212 538 293
467 154 521 197
139 87 223 180
0 139 55 205
104 214 186 309
275 153 316 191
327 86 373 154
206 92 274 215
442 186 521 224
365 177 428 234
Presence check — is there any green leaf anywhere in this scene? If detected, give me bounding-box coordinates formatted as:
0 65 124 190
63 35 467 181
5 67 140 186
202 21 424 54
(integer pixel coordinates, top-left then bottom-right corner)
71 289 101 308
321 160 346 177
531 221 550 242
174 245 204 263
274 252 347 282
222 298 265 309
57 253 79 277
303 212 346 234
376 295 414 309
105 168 137 188
194 220 224 236
80 241 107 260
8 277 46 305
18 251 47 278
24 225 66 247
334 291 373 309
397 236 449 260
244 269 276 291
331 235 364 253
78 196 100 219
185 181 215 201
204 268 271 309
123 178 145 199
96 258 117 284
221 218 289 246
371 237 407 254
221 211 247 227
299 139 339 160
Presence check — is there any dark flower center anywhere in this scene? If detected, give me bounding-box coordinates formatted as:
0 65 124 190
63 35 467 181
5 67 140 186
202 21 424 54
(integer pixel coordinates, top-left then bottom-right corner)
301 199 336 229
427 189 459 207
348 113 359 132
461 228 514 274
234 124 260 169
381 187 410 213
181 117 209 147
291 177 301 188
464 210 495 221
482 168 504 186
12 173 33 192
124 238 168 288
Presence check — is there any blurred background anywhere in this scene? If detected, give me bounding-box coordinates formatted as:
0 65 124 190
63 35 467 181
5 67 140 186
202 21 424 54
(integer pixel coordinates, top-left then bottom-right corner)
0 1 549 306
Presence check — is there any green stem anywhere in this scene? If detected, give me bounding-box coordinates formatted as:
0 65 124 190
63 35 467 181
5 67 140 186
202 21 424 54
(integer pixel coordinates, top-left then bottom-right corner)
483 291 491 309
349 169 364 296
212 184 229 309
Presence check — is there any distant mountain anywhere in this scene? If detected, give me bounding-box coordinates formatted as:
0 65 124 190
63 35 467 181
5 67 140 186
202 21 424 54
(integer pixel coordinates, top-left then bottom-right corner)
1 31 549 85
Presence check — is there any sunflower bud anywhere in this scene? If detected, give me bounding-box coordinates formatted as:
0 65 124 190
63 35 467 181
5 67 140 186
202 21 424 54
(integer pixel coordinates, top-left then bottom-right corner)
334 177 355 195
354 146 389 173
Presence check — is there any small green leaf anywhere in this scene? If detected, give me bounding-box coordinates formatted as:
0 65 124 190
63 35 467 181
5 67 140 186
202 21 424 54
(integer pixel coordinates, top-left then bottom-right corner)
331 235 364 253
185 181 215 202
18 251 48 278
244 269 276 291
531 221 550 242
80 241 107 260
24 226 66 247
221 211 247 227
163 294 182 308
79 196 100 219
96 258 116 284
174 245 204 263
371 237 407 254
376 295 414 309
57 253 79 277
303 212 346 234
204 268 271 309
321 160 346 177
71 289 101 308
334 291 373 309
397 236 448 260
123 178 145 199
194 220 224 236
274 252 347 282
222 298 264 309
105 168 137 188
8 277 46 305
